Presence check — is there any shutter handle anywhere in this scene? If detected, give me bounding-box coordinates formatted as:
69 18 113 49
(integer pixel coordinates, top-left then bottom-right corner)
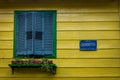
35 31 42 40
26 31 32 40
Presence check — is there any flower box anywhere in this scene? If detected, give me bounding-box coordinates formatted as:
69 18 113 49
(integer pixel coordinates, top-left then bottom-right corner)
8 59 57 74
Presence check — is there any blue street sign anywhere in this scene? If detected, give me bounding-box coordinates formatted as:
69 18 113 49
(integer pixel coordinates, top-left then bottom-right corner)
80 40 97 51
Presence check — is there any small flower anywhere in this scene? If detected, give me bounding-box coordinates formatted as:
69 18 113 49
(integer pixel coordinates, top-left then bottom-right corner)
48 60 53 64
11 60 16 64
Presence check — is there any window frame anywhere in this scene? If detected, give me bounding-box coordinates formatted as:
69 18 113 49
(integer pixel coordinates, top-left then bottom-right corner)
14 10 57 58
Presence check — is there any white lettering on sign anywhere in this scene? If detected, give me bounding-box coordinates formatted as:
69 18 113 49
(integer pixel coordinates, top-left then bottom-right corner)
81 43 96 46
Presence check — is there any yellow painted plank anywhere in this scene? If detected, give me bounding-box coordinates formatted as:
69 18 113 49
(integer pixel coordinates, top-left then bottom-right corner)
0 31 120 40
0 78 50 80
0 13 119 22
57 31 120 40
0 50 13 58
53 59 120 67
0 77 49 80
0 68 119 77
57 22 120 30
58 13 119 22
0 32 13 40
58 2 118 13
0 49 120 59
0 22 13 31
0 78 120 80
0 41 13 49
57 40 120 49
0 14 13 22
0 40 120 49
0 59 120 67
57 49 120 59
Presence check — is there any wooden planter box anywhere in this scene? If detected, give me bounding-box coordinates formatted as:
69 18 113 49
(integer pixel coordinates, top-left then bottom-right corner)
9 60 57 74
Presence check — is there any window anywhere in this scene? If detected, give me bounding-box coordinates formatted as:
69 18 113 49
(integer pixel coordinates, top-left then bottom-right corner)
14 11 56 58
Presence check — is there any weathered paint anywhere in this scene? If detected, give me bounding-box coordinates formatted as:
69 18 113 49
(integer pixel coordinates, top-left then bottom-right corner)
0 0 120 80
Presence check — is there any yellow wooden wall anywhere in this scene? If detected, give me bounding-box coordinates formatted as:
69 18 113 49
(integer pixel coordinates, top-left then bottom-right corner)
0 0 120 80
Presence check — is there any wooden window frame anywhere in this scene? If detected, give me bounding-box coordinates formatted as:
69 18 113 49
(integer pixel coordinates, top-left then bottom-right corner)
14 10 57 58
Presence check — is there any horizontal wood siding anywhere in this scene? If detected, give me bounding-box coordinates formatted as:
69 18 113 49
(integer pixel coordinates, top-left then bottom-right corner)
0 40 120 49
0 68 120 77
0 13 119 22
0 49 120 59
0 59 120 68
0 31 120 40
0 78 120 80
0 77 120 80
0 0 120 80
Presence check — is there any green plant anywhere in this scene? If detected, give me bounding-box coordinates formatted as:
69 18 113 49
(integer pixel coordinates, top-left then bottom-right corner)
40 58 50 72
40 58 57 74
